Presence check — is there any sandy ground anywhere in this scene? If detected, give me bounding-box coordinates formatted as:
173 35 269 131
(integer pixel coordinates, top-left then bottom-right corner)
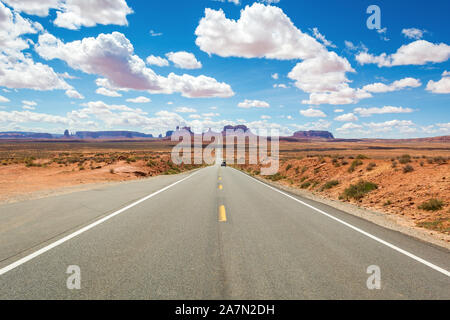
0 156 202 204
238 155 450 237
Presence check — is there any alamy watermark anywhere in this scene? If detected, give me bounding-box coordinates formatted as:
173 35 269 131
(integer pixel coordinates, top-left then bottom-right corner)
366 265 381 290
66 265 81 290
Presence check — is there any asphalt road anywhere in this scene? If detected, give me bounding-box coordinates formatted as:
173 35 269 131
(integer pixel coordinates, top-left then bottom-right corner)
0 164 449 299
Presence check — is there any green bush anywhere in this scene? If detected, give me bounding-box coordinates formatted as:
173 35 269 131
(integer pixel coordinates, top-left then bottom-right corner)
418 199 444 211
348 159 363 173
341 180 378 200
321 180 339 191
398 154 411 164
267 173 285 181
403 165 414 173
300 181 311 189
366 162 376 171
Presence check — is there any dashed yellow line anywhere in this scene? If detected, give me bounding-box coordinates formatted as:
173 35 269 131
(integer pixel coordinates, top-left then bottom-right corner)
218 205 227 222
218 184 223 190
218 177 222 181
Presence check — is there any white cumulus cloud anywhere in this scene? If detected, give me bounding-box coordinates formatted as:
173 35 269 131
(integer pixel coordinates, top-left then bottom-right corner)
238 99 270 108
356 40 450 67
362 77 421 93
166 51 202 69
35 32 234 98
146 55 169 67
426 71 450 94
299 108 326 118
354 106 414 117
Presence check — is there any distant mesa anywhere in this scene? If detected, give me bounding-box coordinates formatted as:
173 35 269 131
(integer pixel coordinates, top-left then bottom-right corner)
0 131 54 139
74 131 153 139
222 125 250 133
292 130 334 140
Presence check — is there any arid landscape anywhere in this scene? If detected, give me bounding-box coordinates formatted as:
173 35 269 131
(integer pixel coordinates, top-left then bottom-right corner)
1 135 449 237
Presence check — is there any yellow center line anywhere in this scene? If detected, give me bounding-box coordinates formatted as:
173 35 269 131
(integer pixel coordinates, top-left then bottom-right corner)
218 177 222 181
218 205 227 222
218 184 223 190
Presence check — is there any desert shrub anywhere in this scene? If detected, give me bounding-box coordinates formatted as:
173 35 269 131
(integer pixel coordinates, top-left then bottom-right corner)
146 160 156 167
383 200 392 206
433 156 447 164
301 166 308 174
398 154 411 164
420 161 424 167
285 164 292 171
356 154 369 159
294 167 299 174
300 181 311 189
403 165 414 173
366 162 376 171
314 167 320 174
109 168 115 174
348 159 363 173
267 173 285 181
321 180 339 191
341 160 348 165
341 180 378 200
418 199 444 211
300 176 309 182
391 160 397 168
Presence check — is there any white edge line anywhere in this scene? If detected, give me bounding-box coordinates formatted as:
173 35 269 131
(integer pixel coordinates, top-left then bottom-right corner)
233 168 450 278
0 169 202 276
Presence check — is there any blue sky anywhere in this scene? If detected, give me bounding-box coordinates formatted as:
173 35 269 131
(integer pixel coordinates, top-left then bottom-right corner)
0 0 449 138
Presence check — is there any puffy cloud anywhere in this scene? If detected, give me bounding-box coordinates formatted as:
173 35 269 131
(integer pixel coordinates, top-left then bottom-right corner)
175 107 197 113
96 87 122 97
238 99 270 108
311 27 336 48
356 40 450 67
195 3 324 60
288 51 354 93
126 96 151 103
362 77 421 93
35 32 234 98
1 0 61 17
53 0 133 30
196 3 362 105
0 95 10 103
0 3 71 92
271 73 279 80
0 110 69 124
302 88 371 105
166 51 202 69
65 89 84 99
273 83 288 88
426 71 450 94
364 120 414 130
334 113 358 122
299 108 326 118
22 100 37 106
354 106 414 117
2 0 132 30
336 122 363 132
0 54 71 91
146 55 169 67
261 115 271 119
402 28 426 40
292 119 331 131
334 109 344 113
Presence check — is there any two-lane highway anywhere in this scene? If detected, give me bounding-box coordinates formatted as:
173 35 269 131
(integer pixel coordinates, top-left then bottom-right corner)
0 165 449 299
